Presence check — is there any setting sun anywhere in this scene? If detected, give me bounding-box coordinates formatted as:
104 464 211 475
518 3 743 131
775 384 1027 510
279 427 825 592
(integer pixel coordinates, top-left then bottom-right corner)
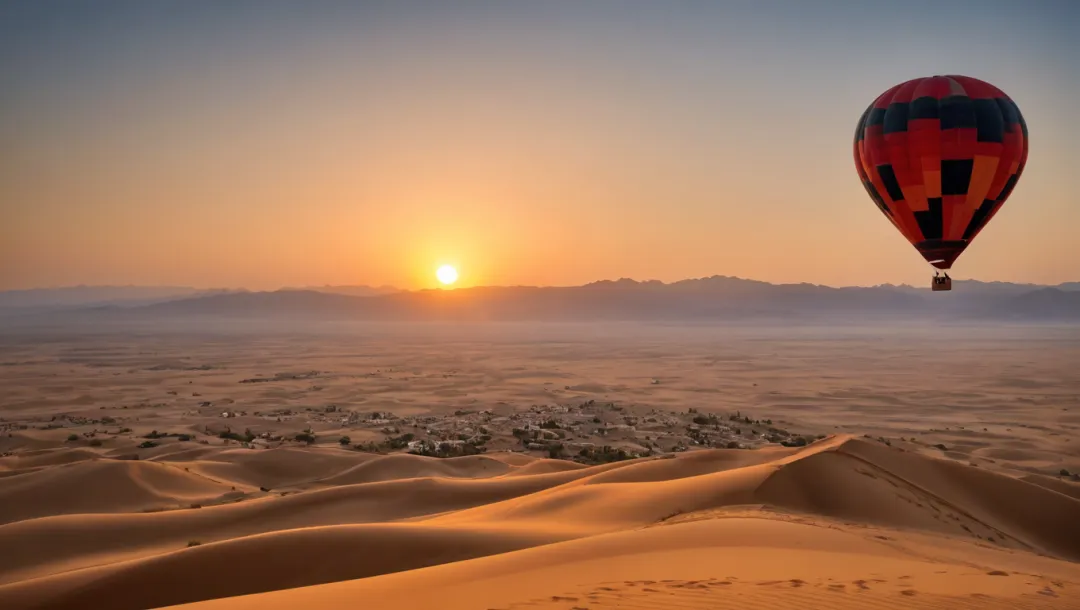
436 265 458 286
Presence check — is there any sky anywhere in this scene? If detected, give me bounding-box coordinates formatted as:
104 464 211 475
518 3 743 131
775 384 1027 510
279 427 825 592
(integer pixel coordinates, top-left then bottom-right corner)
2 0 1077 291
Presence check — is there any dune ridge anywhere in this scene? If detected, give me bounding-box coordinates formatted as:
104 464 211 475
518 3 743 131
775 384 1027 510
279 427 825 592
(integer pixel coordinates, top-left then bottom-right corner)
2 434 1078 610
0 459 238 525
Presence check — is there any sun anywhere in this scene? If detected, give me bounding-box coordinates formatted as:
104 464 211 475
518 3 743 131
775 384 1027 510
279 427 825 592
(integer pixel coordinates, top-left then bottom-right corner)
436 265 458 286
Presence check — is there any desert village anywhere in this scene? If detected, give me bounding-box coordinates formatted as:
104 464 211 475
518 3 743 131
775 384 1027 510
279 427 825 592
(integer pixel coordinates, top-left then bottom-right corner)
1 373 821 466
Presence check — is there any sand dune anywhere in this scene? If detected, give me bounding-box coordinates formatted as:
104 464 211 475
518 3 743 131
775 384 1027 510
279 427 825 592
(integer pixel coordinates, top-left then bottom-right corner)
0 523 567 610
771 435 1080 561
172 517 1080 610
0 457 599 583
0 459 237 525
317 453 514 485
0 431 89 454
1022 473 1080 501
176 447 374 489
0 448 104 470
2 434 1078 609
499 457 590 477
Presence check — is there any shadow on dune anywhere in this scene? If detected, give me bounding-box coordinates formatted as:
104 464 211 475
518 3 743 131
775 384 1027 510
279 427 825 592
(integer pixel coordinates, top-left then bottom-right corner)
0 524 568 610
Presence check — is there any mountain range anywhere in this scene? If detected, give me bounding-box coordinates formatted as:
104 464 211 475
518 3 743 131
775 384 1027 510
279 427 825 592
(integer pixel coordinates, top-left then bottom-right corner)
3 276 1077 323
0 284 403 311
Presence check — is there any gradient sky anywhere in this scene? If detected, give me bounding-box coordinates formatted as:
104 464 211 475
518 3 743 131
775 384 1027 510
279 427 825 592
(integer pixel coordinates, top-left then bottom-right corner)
2 1 1077 291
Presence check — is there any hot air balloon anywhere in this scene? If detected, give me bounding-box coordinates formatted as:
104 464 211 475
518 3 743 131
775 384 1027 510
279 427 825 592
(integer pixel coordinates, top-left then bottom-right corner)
853 75 1028 291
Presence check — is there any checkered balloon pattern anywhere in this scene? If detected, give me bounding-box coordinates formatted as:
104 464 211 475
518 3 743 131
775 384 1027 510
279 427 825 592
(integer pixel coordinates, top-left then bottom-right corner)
854 75 1028 270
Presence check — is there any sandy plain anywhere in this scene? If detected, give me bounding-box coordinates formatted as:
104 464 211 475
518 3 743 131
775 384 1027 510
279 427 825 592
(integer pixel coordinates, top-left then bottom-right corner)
1 320 1079 609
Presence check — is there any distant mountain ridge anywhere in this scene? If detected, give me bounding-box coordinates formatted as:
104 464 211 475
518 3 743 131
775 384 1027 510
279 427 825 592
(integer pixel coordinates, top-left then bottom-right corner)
0 284 398 310
0 286 243 310
10 275 1073 323
283 285 400 298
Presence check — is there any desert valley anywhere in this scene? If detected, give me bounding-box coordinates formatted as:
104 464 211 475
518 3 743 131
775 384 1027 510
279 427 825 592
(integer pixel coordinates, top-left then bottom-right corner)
1 299 1079 609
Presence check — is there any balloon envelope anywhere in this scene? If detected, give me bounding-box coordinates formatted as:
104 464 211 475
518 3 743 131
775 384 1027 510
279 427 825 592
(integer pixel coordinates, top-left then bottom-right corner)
853 75 1028 269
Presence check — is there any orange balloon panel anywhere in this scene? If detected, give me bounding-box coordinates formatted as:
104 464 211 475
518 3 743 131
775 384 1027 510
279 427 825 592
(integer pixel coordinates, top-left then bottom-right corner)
853 75 1028 270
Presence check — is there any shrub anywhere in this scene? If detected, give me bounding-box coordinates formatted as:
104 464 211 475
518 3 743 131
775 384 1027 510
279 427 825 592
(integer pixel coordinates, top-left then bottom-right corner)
385 433 413 449
89 439 103 447
692 414 719 426
339 436 351 446
219 429 256 443
187 540 201 547
66 434 79 442
138 440 158 449
407 440 485 458
1061 468 1072 477
659 508 685 522
295 432 316 444
577 445 634 465
547 443 565 459
176 434 192 442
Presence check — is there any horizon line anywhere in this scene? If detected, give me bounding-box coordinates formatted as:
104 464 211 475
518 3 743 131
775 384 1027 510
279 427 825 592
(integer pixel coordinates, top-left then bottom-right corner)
4 274 1075 295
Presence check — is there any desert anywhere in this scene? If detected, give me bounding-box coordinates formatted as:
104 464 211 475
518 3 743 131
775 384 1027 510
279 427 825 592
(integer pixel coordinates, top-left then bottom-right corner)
2 319 1079 609
4 3 1078 607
